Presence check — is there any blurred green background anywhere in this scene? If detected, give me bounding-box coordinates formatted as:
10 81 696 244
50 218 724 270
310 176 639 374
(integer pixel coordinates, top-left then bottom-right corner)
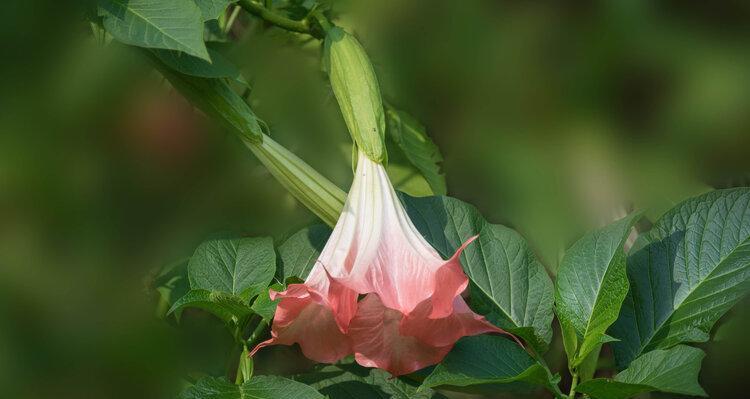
1 0 749 398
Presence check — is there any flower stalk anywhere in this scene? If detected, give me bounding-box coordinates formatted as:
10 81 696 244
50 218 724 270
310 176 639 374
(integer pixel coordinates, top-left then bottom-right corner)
237 0 313 36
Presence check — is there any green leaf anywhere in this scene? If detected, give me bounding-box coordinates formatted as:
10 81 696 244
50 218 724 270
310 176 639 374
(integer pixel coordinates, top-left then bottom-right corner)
576 380 651 399
385 105 446 195
610 188 750 367
193 0 235 21
421 335 552 390
204 19 230 43
276 225 331 281
250 283 283 323
384 145 435 197
247 225 330 324
152 61 263 143
577 343 603 383
401 194 555 353
555 212 641 366
168 289 254 322
178 375 323 399
153 47 245 82
98 0 209 60
188 237 276 299
153 257 190 319
295 361 447 399
575 345 707 399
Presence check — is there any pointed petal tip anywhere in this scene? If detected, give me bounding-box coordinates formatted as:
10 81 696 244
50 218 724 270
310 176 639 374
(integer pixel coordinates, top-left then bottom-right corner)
449 234 480 261
249 337 275 357
428 236 479 319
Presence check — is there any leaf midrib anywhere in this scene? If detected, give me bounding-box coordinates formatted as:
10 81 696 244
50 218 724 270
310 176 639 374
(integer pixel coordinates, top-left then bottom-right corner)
108 0 202 57
473 223 520 329
638 234 750 357
578 231 627 355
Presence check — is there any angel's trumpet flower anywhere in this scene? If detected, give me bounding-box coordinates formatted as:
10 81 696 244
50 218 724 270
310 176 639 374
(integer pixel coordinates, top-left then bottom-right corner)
252 152 509 376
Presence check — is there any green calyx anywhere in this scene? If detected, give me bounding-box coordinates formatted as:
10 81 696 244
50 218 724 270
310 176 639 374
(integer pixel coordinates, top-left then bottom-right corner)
247 135 345 227
324 27 387 164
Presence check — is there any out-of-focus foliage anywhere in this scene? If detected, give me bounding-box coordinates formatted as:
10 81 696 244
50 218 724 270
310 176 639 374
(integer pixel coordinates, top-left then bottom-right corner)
1 0 750 398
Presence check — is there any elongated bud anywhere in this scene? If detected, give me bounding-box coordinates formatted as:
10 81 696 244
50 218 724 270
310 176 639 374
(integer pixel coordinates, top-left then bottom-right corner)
151 55 346 226
247 135 345 226
324 27 387 163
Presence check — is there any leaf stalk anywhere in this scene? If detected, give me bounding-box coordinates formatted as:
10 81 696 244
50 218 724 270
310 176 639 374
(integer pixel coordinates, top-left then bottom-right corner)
238 0 318 37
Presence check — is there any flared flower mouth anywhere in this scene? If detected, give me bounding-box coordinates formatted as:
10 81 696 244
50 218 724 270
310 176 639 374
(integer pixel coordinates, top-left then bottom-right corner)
251 151 512 376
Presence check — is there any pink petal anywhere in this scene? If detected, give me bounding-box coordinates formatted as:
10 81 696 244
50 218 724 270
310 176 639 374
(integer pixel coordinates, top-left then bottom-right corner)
401 296 507 347
250 266 356 363
348 294 453 376
318 156 466 315
428 235 478 318
256 153 513 373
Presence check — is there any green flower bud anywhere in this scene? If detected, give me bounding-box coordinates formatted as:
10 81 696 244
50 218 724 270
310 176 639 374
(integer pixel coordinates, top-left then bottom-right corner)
324 27 387 164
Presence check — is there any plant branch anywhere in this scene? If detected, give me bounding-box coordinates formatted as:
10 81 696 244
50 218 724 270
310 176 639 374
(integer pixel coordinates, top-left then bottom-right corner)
224 5 242 34
569 370 579 398
238 0 319 37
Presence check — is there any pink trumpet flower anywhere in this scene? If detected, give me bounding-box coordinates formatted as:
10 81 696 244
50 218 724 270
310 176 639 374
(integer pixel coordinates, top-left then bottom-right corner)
251 151 512 376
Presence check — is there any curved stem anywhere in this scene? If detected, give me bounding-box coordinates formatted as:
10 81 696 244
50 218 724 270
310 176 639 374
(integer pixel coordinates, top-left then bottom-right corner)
238 0 312 35
224 5 242 34
311 9 332 33
569 370 579 398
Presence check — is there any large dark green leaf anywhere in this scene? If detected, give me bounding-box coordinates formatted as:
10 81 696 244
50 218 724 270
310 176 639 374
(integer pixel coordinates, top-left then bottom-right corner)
188 237 276 299
421 335 553 390
295 361 447 399
152 61 263 143
193 0 235 21
610 188 750 367
168 289 254 322
98 0 209 60
153 47 244 81
556 213 641 366
178 375 323 399
575 345 706 399
385 105 446 195
276 225 331 281
401 194 555 353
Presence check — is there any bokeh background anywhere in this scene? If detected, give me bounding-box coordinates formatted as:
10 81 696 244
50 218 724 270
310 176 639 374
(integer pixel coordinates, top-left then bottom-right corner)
1 0 749 398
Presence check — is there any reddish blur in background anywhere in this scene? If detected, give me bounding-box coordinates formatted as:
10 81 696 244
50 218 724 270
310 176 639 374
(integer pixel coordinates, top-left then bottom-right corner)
1 1 749 398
